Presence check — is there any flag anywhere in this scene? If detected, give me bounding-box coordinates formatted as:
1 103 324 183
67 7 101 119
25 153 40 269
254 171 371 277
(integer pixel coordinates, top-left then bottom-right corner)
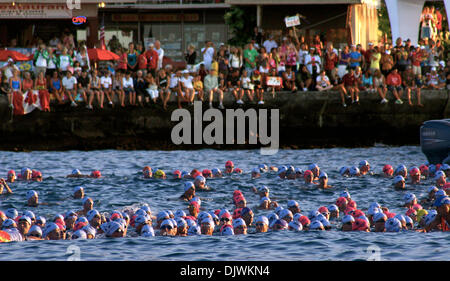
12 90 49 115
100 14 106 50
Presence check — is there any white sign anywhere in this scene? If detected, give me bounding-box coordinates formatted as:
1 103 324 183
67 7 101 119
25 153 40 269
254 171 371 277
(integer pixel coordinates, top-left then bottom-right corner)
285 15 300 28
0 4 72 19
266 76 282 87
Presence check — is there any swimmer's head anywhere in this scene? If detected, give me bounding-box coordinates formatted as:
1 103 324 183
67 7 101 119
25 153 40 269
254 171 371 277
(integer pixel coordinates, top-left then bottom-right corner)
212 168 222 177
7 170 16 182
26 190 39 206
154 169 166 179
303 170 314 183
383 164 394 177
72 169 81 175
73 186 84 199
225 161 234 173
393 175 406 189
143 166 152 178
90 170 101 178
202 169 212 178
173 170 181 179
82 197 94 210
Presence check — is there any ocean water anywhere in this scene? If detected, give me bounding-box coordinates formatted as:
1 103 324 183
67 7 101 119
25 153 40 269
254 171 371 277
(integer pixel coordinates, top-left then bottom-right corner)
0 146 448 261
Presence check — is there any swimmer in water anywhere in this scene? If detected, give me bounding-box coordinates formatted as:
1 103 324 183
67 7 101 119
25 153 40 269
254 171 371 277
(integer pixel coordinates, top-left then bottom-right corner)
255 216 269 233
434 171 447 188
202 169 212 178
393 175 406 190
285 166 296 180
308 164 320 180
173 170 181 179
394 165 407 178
179 181 195 201
341 215 354 231
339 166 350 177
303 170 316 185
403 193 417 208
317 172 332 189
7 170 16 183
90 170 102 178
359 160 371 175
73 186 85 199
426 196 450 232
409 167 421 184
66 169 90 178
154 169 167 179
251 168 261 179
77 197 94 216
225 161 234 174
419 164 429 179
143 166 152 178
0 178 13 194
26 190 49 207
194 175 210 191
382 165 394 178
212 168 223 178
31 170 43 182
287 200 301 214
19 168 32 181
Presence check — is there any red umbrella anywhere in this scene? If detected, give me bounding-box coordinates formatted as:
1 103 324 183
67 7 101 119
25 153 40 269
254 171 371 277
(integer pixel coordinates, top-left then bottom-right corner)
87 48 120 61
0 49 32 61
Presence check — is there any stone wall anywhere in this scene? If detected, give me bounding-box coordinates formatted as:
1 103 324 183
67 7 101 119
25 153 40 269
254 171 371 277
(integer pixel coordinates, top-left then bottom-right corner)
0 89 448 151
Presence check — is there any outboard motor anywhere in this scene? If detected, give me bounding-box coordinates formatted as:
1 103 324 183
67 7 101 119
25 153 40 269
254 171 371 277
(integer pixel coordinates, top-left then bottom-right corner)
420 119 450 165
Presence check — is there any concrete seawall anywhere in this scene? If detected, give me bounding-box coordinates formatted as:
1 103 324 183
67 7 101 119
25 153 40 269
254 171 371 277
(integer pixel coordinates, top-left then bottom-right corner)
0 89 449 151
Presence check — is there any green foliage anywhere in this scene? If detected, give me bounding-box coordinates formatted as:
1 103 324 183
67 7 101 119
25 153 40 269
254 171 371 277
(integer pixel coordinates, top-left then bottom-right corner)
224 6 256 47
378 0 391 40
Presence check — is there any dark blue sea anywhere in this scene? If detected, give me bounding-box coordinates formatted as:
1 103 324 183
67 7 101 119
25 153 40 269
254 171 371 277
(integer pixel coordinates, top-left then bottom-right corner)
1 146 448 261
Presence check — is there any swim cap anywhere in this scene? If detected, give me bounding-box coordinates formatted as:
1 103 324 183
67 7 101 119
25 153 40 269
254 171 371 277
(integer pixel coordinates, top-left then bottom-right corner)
82 197 93 206
184 181 195 192
43 223 60 238
279 209 293 220
349 166 360 176
336 197 348 207
318 206 329 215
72 230 87 239
298 215 310 227
7 170 16 176
135 215 149 226
27 225 42 238
174 210 186 219
403 193 416 204
278 166 287 175
73 186 84 194
234 168 243 174
82 225 97 237
339 166 349 176
23 210 36 220
64 211 77 220
195 175 206 183
212 168 221 176
267 213 279 228
405 208 417 218
154 169 166 179
86 209 100 222
434 196 450 207
424 213 437 226
36 216 46 226
352 218 369 231
309 220 324 230
319 172 328 179
373 212 387 223
416 209 428 223
255 216 269 225
383 164 393 174
434 171 446 180
32 170 42 179
272 219 288 230
287 200 299 209
393 175 405 184
303 170 313 178
90 170 101 178
5 208 18 219
359 160 369 168
225 161 234 168
202 169 212 177
288 220 303 231
156 211 170 223
72 169 81 175
328 205 338 212
18 215 31 226
187 225 201 236
340 191 351 199
385 218 401 232
409 167 420 176
26 190 38 200
394 214 406 224
258 186 270 193
308 164 319 171
220 225 234 236
258 164 268 172
141 225 155 237
419 164 429 174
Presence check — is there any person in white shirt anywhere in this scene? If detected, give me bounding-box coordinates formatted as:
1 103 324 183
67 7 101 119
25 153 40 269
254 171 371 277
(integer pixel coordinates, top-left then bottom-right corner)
101 71 114 107
315 70 333 91
154 40 164 71
180 70 195 105
2 58 19 81
122 71 136 106
240 69 254 103
169 69 184 109
62 71 78 107
201 41 215 70
203 69 224 109
263 34 278 53
228 47 242 71
304 47 321 75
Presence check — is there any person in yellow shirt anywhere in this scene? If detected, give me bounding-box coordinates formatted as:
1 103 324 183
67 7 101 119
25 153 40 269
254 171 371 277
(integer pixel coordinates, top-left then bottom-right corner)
193 75 204 101
210 55 219 74
370 46 381 73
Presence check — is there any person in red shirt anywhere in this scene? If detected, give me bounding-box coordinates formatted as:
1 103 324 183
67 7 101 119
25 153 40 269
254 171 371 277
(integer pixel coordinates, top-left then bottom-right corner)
137 53 148 76
342 68 359 106
386 68 403 104
144 43 159 78
116 48 128 74
324 43 338 79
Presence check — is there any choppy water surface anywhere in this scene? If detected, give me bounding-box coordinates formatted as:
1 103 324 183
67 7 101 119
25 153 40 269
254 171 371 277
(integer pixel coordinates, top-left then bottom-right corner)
0 146 448 261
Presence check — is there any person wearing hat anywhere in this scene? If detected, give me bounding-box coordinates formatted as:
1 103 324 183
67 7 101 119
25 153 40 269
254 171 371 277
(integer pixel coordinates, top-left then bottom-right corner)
358 160 371 175
426 196 450 232
318 172 332 189
409 167 422 184
255 216 269 233
434 171 447 188
393 175 406 190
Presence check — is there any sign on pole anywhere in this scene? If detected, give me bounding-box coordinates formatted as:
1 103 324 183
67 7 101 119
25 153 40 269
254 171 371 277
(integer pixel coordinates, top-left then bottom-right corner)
285 15 300 28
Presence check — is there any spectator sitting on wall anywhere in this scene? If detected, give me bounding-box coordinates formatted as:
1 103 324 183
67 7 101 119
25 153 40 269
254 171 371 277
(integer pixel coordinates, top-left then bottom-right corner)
386 68 404 104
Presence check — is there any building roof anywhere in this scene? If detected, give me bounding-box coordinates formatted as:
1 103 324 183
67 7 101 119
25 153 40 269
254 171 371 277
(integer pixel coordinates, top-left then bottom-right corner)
226 0 362 4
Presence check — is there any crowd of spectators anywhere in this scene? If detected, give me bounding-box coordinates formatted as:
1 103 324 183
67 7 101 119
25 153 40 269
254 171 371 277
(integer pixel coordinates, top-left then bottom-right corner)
1 26 449 112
